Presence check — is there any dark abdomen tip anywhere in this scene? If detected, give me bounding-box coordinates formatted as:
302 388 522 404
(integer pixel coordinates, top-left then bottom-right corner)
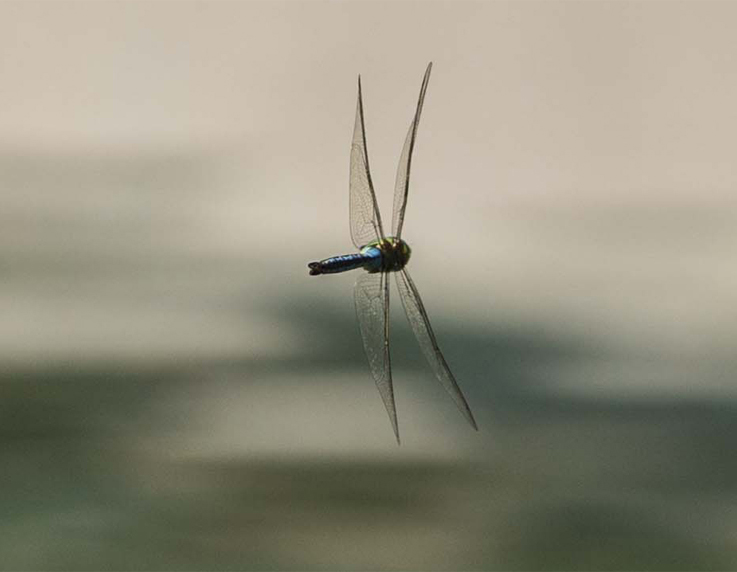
308 262 322 276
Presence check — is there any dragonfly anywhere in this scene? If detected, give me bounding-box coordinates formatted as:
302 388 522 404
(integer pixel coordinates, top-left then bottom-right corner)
308 63 477 443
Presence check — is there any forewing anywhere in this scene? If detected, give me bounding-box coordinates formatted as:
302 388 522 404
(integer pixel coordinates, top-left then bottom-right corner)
391 62 432 240
396 268 478 430
354 271 399 442
350 76 385 248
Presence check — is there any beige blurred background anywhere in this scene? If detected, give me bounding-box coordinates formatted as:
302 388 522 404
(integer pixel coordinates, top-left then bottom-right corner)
1 1 736 569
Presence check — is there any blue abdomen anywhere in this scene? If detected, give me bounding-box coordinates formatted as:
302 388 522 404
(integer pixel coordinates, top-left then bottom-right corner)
318 253 367 274
308 247 382 275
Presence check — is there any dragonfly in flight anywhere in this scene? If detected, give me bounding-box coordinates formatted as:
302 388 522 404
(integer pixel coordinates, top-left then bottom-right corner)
308 63 477 443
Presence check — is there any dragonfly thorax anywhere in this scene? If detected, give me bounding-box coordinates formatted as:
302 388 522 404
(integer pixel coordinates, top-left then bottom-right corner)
361 237 412 273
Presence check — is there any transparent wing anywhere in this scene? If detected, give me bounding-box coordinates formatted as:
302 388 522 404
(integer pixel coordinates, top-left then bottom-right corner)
354 271 399 443
396 268 478 430
350 75 385 249
391 62 432 240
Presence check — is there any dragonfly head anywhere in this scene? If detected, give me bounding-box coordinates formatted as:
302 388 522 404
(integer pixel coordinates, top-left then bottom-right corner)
398 240 412 265
382 237 411 270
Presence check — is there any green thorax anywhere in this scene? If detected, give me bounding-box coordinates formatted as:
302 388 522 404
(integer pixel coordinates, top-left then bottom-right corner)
360 237 412 272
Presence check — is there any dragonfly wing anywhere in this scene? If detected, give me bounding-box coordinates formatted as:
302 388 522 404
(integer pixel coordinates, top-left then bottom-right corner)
350 75 386 249
354 271 399 443
391 62 432 240
396 268 478 430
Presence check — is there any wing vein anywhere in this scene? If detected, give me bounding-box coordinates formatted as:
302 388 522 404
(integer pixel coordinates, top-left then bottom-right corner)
392 62 433 240
396 268 478 430
350 76 385 248
354 271 399 442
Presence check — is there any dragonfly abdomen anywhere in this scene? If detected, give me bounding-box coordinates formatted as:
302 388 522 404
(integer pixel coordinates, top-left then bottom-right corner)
308 248 381 276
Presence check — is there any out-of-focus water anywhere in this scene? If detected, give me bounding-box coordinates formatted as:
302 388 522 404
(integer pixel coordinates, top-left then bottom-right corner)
2 2 737 570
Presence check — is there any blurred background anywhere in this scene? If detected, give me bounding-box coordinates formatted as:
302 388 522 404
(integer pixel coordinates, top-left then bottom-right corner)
1 1 736 569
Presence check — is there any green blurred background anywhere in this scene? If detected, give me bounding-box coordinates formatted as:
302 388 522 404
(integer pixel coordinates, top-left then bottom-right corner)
2 1 736 569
